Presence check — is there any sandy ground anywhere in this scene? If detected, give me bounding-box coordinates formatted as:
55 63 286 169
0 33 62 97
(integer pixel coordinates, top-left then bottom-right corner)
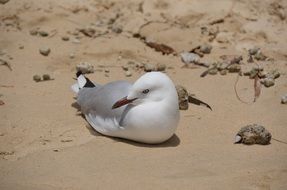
1 0 287 189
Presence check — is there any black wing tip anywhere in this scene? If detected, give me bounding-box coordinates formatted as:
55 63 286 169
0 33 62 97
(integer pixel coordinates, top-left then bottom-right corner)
76 71 82 77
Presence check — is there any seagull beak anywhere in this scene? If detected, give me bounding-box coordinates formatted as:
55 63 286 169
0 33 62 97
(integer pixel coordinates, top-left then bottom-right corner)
112 96 137 109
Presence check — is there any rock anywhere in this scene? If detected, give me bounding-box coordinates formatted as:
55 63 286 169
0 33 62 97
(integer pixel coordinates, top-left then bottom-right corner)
39 30 49 37
175 85 189 110
104 69 110 73
227 64 241 73
281 94 287 104
111 25 123 33
29 28 38 36
269 70 280 79
180 52 200 64
254 50 267 61
122 65 129 71
261 78 275 87
200 44 212 54
76 62 94 74
156 63 166 71
62 36 70 41
216 32 229 43
33 75 41 82
144 63 156 72
220 69 228 75
234 124 271 145
248 47 260 56
39 47 51 56
125 71 132 77
19 45 24 49
0 0 10 4
69 53 75 59
42 74 51 81
208 68 218 75
217 62 229 71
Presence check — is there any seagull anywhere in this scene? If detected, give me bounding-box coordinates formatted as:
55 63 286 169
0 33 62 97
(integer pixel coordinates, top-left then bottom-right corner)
71 71 180 144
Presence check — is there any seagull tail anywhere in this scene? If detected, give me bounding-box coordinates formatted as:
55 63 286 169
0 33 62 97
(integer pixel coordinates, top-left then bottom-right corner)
71 71 96 93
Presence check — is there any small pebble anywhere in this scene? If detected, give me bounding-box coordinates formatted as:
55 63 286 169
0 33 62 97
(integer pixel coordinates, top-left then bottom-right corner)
235 124 271 145
29 29 38 36
254 51 267 61
180 52 200 64
42 74 51 81
33 75 41 82
248 47 260 56
208 68 218 75
112 26 123 33
261 78 275 87
76 62 94 74
156 63 166 71
62 36 70 41
144 63 156 72
18 45 24 49
200 44 212 54
122 65 129 71
39 47 51 56
281 94 287 104
227 64 241 73
220 69 228 75
125 71 132 77
69 53 75 59
0 0 10 4
104 69 110 73
38 30 49 37
175 85 189 110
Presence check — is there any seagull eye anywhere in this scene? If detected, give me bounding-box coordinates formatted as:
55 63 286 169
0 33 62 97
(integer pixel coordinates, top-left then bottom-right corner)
142 89 149 94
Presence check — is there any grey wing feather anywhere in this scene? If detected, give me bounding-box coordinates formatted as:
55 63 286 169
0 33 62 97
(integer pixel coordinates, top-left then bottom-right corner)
77 80 132 119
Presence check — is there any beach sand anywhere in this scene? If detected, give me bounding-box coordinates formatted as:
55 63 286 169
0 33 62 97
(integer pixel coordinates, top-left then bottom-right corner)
0 0 287 189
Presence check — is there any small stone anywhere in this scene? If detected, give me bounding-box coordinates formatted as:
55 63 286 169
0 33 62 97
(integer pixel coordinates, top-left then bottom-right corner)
180 52 200 64
220 69 228 75
248 47 260 56
76 62 94 74
254 50 267 61
270 70 280 79
217 62 229 71
227 64 241 73
125 71 132 77
29 28 38 36
72 39 81 44
249 68 258 79
42 74 51 81
104 69 110 73
127 61 135 65
135 62 144 68
281 94 287 104
112 26 123 33
258 71 267 78
19 45 24 49
39 47 51 56
200 44 212 54
62 36 70 41
122 65 129 71
175 85 189 110
208 68 218 75
156 63 166 71
33 75 41 82
144 63 156 72
261 78 275 87
38 30 49 37
235 124 271 145
0 0 10 4
69 53 75 59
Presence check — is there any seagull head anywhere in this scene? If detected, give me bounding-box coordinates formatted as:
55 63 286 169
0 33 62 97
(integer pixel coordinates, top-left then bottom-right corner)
112 72 178 109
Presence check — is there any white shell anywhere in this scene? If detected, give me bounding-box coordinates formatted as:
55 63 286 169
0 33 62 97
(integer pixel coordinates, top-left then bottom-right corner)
234 135 242 143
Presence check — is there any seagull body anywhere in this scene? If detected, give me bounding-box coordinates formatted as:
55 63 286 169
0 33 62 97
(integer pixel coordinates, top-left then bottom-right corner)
71 72 180 144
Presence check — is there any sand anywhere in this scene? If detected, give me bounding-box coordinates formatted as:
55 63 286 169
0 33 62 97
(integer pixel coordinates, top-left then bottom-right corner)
0 0 287 189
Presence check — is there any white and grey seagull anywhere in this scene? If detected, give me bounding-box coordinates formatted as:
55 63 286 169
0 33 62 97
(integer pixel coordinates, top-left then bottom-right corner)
71 71 180 144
